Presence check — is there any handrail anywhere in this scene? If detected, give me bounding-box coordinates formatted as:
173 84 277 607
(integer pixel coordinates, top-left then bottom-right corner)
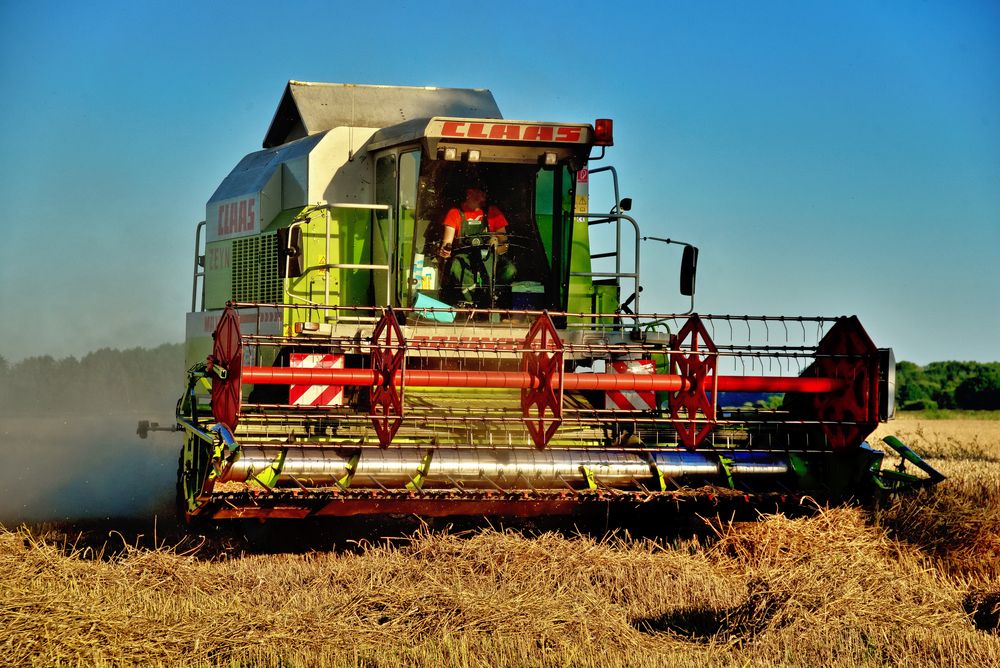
570 212 641 316
586 165 622 277
191 221 206 312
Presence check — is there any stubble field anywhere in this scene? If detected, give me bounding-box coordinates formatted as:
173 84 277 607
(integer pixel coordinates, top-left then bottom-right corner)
2 414 999 667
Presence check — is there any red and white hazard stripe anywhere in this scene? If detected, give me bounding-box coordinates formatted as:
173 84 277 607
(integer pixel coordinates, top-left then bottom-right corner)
605 359 657 411
289 353 345 406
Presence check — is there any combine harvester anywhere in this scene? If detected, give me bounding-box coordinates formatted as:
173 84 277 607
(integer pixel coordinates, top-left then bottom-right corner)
162 81 942 524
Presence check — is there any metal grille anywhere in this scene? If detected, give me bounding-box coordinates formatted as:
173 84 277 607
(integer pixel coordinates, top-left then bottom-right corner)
232 233 280 303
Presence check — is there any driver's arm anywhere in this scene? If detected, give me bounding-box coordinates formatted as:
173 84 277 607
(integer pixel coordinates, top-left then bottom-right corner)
439 225 456 258
491 226 509 255
439 209 460 259
487 206 510 255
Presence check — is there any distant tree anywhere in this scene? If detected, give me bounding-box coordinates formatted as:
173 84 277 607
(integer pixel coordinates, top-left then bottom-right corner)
897 360 1000 411
924 361 981 408
896 361 934 408
955 369 1000 410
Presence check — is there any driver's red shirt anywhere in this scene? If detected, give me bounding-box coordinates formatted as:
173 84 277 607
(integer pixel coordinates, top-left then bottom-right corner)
443 206 509 233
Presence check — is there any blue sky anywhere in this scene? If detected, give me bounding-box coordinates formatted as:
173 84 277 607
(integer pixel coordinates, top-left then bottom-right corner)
0 1 997 364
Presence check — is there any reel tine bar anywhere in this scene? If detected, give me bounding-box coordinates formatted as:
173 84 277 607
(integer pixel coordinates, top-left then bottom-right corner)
521 311 565 449
370 307 406 447
668 314 719 450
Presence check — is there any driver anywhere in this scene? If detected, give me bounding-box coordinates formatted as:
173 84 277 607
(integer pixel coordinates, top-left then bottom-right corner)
437 186 516 307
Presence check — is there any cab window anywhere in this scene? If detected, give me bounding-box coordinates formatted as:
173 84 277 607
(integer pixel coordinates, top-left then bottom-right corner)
411 162 572 312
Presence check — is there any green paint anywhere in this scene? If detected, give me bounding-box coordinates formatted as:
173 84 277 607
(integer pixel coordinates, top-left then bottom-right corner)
405 451 434 491
338 453 361 489
717 455 735 489
254 448 287 489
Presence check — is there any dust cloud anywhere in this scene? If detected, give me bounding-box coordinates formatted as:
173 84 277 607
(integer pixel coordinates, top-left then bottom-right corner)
0 413 176 524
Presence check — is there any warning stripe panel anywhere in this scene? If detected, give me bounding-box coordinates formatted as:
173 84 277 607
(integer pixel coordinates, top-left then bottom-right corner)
289 353 345 406
605 360 657 411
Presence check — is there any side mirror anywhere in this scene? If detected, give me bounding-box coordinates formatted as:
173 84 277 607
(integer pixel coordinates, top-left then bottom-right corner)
618 197 632 212
277 226 303 278
878 348 896 421
680 245 698 297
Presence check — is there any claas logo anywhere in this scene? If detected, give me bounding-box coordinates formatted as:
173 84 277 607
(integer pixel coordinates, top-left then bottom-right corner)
217 197 256 235
440 121 584 143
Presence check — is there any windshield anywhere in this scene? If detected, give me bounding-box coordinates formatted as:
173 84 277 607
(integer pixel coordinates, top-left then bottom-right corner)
405 161 573 314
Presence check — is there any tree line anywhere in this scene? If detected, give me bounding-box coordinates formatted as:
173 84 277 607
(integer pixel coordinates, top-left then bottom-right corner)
1 345 998 416
0 344 184 417
895 360 1000 411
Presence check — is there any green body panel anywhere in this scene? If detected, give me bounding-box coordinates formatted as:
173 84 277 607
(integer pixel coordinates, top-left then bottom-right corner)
203 239 233 310
567 217 600 318
283 206 377 333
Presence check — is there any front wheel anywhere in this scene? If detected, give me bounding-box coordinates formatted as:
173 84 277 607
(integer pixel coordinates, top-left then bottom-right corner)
176 432 214 527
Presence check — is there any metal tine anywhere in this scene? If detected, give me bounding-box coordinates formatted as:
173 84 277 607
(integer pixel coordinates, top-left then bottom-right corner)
370 477 393 493
516 472 539 493
480 473 508 493
331 476 352 493
444 474 466 492
630 477 652 494
249 472 274 493
287 474 311 492
556 474 577 492
665 474 684 491
593 476 626 496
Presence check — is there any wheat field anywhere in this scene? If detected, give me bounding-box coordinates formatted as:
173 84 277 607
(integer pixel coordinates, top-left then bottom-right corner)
3 415 999 667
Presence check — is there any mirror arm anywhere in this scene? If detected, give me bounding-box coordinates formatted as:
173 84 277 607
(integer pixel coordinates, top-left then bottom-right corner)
641 236 699 314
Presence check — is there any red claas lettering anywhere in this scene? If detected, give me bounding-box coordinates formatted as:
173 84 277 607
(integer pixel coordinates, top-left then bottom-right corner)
439 122 582 143
522 126 554 141
489 124 522 140
466 123 489 139
216 198 256 235
556 127 582 142
441 121 465 136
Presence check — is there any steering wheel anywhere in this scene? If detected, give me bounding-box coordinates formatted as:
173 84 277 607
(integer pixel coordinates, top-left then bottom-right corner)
440 233 536 310
451 232 533 257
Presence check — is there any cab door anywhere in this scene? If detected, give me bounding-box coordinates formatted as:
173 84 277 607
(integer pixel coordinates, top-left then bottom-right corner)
373 148 422 307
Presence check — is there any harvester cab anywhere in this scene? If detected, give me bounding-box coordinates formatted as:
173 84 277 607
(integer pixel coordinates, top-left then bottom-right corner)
165 81 941 524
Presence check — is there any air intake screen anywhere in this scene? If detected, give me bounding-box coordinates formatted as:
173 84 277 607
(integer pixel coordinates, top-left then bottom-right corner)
232 233 280 304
